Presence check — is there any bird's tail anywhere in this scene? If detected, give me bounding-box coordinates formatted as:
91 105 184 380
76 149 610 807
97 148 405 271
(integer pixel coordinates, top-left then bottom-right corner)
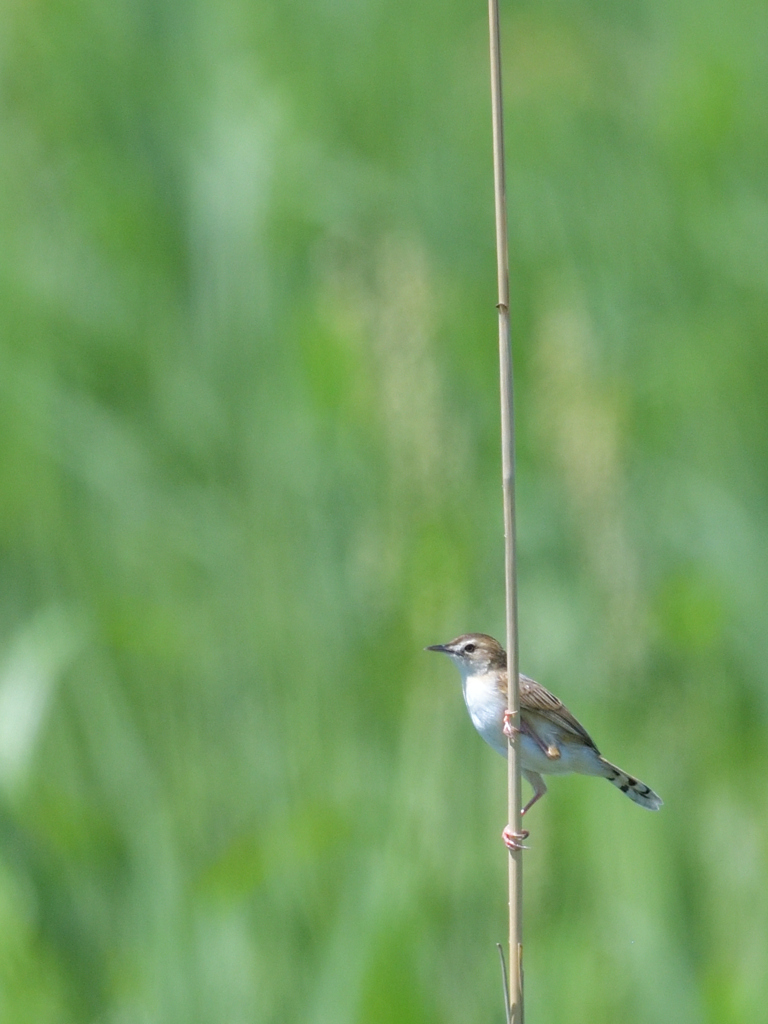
599 758 663 810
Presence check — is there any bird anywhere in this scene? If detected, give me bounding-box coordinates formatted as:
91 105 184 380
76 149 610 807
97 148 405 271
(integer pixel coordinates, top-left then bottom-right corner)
426 633 662 849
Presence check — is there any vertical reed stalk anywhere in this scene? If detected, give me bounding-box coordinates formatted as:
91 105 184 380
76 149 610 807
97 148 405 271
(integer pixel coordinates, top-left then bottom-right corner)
487 0 524 1020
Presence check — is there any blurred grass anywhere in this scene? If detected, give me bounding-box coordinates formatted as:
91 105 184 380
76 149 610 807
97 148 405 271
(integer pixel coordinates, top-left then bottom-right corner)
1 0 767 1020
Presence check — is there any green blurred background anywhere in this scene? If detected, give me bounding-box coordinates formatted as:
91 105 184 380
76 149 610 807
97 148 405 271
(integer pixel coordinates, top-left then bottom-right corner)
1 0 767 1020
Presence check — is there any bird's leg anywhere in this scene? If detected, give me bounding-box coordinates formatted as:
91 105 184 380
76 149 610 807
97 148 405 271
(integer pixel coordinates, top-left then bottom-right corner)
518 717 561 760
521 770 548 816
506 711 560 759
501 712 530 849
502 774 547 847
501 724 536 851
501 729 553 848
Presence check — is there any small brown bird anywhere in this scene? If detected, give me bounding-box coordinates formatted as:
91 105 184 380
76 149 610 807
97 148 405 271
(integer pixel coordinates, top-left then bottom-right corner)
427 633 662 848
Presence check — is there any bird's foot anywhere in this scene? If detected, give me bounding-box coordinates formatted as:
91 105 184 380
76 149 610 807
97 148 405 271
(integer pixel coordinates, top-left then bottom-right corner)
502 825 530 851
502 710 519 738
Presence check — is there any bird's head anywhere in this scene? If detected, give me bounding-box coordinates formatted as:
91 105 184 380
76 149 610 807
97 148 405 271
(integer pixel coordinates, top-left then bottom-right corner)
426 633 506 676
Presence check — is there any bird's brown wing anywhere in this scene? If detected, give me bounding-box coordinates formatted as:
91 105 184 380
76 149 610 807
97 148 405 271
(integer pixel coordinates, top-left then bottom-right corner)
519 674 598 749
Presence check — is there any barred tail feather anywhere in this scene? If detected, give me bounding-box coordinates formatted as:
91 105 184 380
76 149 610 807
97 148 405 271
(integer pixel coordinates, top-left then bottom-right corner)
600 758 663 810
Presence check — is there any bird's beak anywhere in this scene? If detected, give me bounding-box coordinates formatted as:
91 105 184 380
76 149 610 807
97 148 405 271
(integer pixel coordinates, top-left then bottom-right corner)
425 644 448 653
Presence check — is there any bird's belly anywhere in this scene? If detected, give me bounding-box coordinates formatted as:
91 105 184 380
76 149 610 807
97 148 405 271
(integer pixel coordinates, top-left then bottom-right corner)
468 700 508 757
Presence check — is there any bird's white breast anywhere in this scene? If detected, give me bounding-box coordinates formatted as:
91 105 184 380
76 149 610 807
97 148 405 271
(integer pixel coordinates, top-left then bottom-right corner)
461 671 508 757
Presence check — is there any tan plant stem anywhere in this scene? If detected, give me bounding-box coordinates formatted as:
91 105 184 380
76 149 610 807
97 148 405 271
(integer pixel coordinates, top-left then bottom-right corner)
488 0 524 1020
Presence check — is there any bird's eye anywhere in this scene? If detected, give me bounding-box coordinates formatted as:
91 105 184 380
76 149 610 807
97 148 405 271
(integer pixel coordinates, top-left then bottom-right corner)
463 642 476 654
